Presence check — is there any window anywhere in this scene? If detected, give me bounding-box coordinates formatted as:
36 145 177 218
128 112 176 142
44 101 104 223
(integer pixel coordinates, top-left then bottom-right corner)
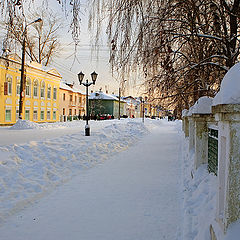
16 78 20 96
40 111 44 120
69 109 72 115
63 93 65 101
33 110 38 121
47 85 51 99
33 79 38 97
16 109 19 120
70 95 73 102
47 111 51 120
5 76 12 95
5 109 11 121
53 111 56 120
79 96 81 104
75 96 77 103
25 110 30 120
41 81 45 98
25 78 31 97
74 109 77 115
63 108 65 115
53 87 57 100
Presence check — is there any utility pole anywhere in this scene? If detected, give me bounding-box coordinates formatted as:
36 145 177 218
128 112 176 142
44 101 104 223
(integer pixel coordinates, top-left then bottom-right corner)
18 18 42 120
19 35 26 119
118 87 121 120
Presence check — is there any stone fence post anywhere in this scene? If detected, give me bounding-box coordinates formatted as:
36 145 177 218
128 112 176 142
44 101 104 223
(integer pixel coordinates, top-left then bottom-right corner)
192 114 215 169
212 104 240 233
188 116 195 152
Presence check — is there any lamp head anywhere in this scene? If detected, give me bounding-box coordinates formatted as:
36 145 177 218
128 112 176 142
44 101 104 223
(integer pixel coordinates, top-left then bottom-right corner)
78 71 84 85
91 71 98 85
34 18 42 23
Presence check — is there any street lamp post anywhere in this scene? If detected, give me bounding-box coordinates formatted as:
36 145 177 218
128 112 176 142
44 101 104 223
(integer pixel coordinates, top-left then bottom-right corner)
140 96 147 123
78 71 98 136
19 18 42 119
118 80 127 120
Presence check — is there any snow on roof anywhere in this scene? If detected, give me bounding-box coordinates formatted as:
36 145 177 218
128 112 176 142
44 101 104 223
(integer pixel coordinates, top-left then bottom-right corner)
187 105 194 116
213 62 240 106
89 91 119 101
186 97 213 116
60 82 73 91
192 96 213 114
72 86 84 95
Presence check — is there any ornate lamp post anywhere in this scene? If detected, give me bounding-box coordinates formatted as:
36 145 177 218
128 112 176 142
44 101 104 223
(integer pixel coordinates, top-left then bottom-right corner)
78 71 98 136
139 96 147 123
118 80 127 120
19 18 42 119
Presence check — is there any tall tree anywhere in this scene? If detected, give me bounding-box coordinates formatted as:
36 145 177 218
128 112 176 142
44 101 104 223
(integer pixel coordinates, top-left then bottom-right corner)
87 0 240 116
2 8 62 66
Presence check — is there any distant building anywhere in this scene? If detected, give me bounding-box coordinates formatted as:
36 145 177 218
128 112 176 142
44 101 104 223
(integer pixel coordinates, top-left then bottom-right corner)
0 54 61 125
122 96 141 118
59 82 86 121
89 91 126 118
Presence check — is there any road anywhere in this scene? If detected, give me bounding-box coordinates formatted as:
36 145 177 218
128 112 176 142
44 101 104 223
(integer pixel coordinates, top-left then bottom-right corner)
0 121 182 240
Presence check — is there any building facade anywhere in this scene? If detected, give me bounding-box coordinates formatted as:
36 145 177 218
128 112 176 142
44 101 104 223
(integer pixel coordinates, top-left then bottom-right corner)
123 96 141 118
0 54 61 125
89 91 126 118
59 82 86 121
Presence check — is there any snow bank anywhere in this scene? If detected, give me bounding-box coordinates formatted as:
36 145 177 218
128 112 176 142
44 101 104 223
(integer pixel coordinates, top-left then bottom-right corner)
191 96 213 114
10 120 39 130
187 106 194 116
181 136 217 240
213 62 240 106
0 119 149 223
182 109 188 117
225 220 240 240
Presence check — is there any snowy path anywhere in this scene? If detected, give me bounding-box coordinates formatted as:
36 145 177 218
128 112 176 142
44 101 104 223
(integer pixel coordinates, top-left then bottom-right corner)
0 121 182 240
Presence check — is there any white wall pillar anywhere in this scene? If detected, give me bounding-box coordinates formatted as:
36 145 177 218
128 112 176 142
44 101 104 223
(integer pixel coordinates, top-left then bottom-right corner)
213 104 240 233
192 114 214 169
188 116 195 152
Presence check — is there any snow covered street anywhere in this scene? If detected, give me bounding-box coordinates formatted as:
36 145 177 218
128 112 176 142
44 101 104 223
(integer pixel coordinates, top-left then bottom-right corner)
0 119 182 240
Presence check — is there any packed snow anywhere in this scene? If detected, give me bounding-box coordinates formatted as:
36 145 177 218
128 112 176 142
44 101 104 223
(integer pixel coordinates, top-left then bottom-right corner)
0 118 237 239
213 62 240 106
182 109 188 117
191 96 213 114
0 119 149 224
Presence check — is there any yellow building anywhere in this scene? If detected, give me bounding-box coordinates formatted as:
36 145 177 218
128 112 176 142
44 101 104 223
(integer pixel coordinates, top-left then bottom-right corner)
0 54 62 125
59 82 86 121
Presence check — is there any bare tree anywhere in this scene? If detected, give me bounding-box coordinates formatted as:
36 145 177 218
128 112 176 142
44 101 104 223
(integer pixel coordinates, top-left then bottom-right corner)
3 8 62 66
86 0 240 117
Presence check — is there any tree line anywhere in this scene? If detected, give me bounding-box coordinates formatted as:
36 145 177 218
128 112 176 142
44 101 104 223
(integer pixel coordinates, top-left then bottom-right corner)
1 0 240 117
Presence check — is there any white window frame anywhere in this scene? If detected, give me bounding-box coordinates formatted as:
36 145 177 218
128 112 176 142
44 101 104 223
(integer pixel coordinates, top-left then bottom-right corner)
47 110 51 120
25 109 30 120
5 109 11 121
33 79 39 98
6 75 12 95
16 77 20 96
41 81 45 99
25 78 31 97
47 85 51 99
40 110 45 120
53 111 56 120
53 87 57 100
33 110 38 121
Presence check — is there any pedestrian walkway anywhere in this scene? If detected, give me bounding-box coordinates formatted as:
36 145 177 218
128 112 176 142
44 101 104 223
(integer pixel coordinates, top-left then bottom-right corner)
0 121 182 240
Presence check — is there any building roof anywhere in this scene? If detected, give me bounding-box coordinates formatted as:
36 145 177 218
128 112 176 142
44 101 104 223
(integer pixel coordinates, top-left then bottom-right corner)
59 81 85 95
89 91 120 101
